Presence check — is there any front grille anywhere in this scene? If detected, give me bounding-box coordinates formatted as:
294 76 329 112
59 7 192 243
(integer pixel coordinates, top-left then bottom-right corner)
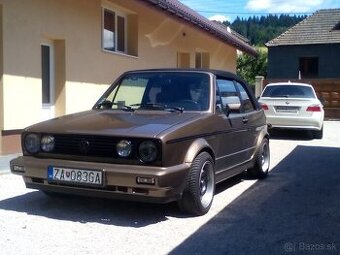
37 134 162 166
53 134 115 157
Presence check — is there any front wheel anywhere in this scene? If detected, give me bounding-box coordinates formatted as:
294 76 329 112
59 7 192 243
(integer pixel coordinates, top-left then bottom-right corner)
248 138 270 179
178 152 215 216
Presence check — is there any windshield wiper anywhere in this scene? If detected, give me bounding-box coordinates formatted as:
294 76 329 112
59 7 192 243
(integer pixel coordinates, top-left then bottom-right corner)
130 103 184 113
95 100 134 112
165 106 184 113
131 103 165 109
118 105 135 112
135 103 184 113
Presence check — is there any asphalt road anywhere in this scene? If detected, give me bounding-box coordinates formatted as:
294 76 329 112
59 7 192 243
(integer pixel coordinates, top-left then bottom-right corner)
0 121 339 255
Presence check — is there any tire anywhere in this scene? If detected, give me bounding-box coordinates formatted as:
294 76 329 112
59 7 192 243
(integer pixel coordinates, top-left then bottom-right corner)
248 138 270 179
314 127 323 139
178 152 215 216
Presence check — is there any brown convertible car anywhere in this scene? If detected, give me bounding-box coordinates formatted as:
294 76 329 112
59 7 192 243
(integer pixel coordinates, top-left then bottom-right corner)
11 69 269 215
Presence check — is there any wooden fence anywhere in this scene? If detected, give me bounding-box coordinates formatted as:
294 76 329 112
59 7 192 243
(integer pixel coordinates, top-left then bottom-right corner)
263 79 340 119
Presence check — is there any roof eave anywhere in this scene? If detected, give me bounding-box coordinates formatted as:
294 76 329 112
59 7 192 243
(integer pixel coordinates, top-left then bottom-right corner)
141 0 257 57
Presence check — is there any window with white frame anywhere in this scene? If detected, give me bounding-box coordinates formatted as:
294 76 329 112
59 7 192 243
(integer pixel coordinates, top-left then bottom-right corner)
103 8 126 53
195 52 210 69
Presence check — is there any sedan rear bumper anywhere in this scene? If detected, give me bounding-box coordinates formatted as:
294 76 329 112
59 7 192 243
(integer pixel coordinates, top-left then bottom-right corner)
266 114 323 130
10 156 191 203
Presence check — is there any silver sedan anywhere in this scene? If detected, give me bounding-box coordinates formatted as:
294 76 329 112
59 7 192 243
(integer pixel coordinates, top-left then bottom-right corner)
258 82 324 139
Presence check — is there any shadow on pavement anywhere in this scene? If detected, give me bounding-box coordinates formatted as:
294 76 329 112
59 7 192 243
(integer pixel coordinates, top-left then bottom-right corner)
0 167 246 228
269 129 315 141
170 145 340 255
0 174 246 228
0 189 184 227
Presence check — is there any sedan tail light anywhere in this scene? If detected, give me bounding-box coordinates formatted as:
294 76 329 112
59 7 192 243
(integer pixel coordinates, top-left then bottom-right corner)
260 103 269 111
306 105 322 112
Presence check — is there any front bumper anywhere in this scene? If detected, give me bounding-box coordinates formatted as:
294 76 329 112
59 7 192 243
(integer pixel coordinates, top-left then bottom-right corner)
10 156 191 203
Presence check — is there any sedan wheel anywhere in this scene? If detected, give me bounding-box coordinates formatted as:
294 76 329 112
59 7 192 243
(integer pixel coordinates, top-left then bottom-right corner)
314 126 323 139
178 152 215 216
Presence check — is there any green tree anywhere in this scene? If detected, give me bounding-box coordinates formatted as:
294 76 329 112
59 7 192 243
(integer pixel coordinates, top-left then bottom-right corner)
237 47 267 86
224 14 306 45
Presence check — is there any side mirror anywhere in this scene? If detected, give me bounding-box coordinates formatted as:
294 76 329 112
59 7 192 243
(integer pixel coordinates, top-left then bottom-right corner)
222 96 241 114
228 102 241 113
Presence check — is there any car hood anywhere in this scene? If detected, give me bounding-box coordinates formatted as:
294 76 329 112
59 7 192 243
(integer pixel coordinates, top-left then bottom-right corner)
25 110 203 138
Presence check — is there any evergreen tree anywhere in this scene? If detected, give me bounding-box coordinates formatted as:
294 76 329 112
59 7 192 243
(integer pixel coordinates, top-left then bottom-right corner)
223 14 306 46
220 14 306 85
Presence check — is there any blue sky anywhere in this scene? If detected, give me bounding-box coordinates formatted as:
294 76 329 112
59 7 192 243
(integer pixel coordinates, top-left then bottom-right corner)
179 0 339 22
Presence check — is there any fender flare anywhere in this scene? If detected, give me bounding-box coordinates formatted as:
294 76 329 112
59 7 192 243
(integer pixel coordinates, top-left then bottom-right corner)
252 125 270 159
184 138 215 164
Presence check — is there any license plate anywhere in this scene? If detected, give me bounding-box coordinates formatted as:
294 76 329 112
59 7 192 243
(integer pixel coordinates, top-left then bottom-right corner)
48 166 103 186
275 106 300 113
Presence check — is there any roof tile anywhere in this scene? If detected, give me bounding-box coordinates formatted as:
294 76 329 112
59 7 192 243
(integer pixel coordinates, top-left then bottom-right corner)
266 8 340 47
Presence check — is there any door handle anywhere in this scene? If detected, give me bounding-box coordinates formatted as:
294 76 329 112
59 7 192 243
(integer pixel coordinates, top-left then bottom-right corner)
242 117 248 123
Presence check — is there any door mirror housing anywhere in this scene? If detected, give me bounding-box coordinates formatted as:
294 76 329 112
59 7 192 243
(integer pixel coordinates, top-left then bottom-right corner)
222 96 241 114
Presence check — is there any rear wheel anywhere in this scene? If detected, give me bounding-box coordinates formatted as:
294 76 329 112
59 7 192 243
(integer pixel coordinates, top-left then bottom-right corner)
178 152 215 216
248 138 270 179
314 127 323 139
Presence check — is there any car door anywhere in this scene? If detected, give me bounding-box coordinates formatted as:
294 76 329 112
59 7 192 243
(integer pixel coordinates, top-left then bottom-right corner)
214 78 248 179
235 81 263 160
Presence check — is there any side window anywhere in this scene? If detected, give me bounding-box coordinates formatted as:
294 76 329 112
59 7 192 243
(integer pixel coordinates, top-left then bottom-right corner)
235 82 255 113
216 79 241 114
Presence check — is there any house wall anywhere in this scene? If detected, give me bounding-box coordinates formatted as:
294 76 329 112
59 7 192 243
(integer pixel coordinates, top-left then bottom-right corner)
0 0 237 154
267 44 340 79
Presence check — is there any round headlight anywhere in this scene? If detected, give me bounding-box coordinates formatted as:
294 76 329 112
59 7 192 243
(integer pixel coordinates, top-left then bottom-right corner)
41 135 55 152
138 140 158 163
24 133 40 154
116 140 132 157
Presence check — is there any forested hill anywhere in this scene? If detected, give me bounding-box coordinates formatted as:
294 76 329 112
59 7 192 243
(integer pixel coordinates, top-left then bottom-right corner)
223 14 307 46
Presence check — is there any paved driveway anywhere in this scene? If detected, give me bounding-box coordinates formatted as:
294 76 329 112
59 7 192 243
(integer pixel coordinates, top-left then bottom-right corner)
172 121 340 254
0 121 339 255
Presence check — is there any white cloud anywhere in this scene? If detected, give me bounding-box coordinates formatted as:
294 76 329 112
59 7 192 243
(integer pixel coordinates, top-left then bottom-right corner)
245 0 324 12
208 14 230 22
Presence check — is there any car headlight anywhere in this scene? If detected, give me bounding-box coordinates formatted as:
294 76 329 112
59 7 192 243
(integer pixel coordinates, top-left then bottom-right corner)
116 140 132 157
24 133 40 154
41 135 55 152
138 140 158 163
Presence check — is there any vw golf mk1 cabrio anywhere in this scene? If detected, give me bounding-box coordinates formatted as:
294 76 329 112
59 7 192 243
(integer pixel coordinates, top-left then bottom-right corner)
11 69 270 215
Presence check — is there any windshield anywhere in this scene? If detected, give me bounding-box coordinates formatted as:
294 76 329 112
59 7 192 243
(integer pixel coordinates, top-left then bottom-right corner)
261 85 316 98
95 72 210 111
